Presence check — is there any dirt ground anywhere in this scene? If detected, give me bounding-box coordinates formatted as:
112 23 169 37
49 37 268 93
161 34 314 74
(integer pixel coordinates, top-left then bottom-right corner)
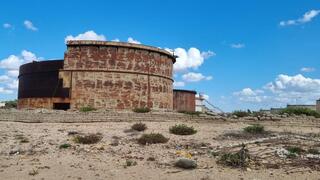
0 114 320 180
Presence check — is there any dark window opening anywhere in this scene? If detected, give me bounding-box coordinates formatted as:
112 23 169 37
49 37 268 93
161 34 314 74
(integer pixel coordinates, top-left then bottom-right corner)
53 103 70 110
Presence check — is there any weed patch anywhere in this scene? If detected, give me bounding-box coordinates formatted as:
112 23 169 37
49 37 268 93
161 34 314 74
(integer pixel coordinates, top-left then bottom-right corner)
73 133 102 144
169 124 197 135
131 122 147 131
137 133 168 145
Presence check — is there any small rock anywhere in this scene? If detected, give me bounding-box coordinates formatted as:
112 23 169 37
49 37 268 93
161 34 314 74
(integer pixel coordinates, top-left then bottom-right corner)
110 139 119 146
9 147 22 155
147 157 156 161
68 131 79 135
174 158 197 169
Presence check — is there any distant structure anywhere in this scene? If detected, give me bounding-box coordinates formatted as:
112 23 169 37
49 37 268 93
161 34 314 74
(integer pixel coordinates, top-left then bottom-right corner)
261 99 320 113
173 89 196 112
0 102 5 108
195 94 223 114
17 40 195 111
196 94 206 112
286 104 316 111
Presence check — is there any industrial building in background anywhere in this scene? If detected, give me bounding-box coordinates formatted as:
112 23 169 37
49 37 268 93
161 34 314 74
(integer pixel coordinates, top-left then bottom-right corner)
18 40 197 112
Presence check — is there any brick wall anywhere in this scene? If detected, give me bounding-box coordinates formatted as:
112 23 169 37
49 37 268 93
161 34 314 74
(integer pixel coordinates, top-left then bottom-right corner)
61 41 175 110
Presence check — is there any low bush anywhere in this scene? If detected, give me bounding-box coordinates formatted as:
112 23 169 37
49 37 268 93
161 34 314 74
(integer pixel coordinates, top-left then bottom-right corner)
286 146 304 155
232 110 250 117
178 111 201 116
169 124 197 135
131 122 147 131
218 144 250 168
308 148 320 155
243 124 264 134
3 100 17 109
137 133 168 145
59 143 71 149
125 159 137 167
133 107 151 113
79 106 96 112
280 107 320 118
73 133 102 144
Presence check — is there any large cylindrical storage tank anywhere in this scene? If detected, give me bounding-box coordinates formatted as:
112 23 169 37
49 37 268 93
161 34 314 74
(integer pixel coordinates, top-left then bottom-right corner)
173 89 196 112
17 60 70 109
60 40 175 110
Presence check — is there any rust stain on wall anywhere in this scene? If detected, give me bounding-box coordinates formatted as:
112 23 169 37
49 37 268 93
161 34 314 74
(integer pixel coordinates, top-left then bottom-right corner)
18 41 176 111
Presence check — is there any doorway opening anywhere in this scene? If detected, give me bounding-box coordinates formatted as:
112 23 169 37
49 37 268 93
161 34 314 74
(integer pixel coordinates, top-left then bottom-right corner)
53 103 70 110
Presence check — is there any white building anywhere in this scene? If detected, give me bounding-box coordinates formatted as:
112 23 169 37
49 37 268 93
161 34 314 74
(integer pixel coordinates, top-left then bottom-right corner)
195 94 206 112
0 102 5 108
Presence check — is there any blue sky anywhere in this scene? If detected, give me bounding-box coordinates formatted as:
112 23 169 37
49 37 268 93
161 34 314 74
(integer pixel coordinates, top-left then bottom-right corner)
1 0 320 112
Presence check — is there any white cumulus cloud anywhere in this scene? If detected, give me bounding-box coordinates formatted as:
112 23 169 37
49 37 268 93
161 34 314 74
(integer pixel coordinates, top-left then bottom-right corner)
0 50 41 94
7 70 19 77
173 81 185 87
231 43 245 49
0 50 39 70
168 47 215 72
280 9 320 26
24 20 38 31
7 79 18 89
300 67 315 72
3 23 12 29
182 72 212 82
0 75 10 83
0 87 13 94
233 74 320 107
112 38 120 42
127 37 141 44
264 74 320 93
65 30 106 43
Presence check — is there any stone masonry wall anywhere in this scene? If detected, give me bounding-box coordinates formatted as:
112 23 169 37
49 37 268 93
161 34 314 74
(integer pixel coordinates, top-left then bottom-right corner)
61 41 175 110
18 98 70 109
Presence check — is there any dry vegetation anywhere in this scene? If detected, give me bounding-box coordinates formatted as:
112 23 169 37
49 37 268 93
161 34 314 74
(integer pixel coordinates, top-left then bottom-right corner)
0 110 320 180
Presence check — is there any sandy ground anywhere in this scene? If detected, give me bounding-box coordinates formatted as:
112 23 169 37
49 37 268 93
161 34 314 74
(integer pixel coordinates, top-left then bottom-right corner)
0 119 320 180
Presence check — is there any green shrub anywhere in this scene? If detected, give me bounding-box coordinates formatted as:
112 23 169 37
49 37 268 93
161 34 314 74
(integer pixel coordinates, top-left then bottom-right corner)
125 159 137 167
133 107 151 113
251 111 265 117
131 122 147 131
59 143 71 149
232 110 250 117
137 133 168 145
286 146 304 155
280 107 320 118
3 100 17 109
79 106 96 112
169 124 197 135
178 111 201 116
243 124 264 134
308 148 320 155
73 133 102 144
218 144 250 168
